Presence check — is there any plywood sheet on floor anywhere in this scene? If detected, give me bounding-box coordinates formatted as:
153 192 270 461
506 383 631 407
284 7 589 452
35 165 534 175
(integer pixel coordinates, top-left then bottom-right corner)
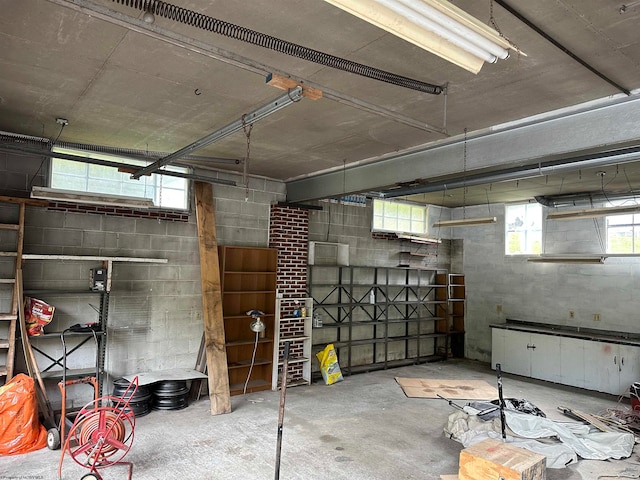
396 377 496 399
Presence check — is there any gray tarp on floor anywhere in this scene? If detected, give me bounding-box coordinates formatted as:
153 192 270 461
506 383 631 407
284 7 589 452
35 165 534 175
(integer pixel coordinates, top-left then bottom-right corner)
445 410 635 468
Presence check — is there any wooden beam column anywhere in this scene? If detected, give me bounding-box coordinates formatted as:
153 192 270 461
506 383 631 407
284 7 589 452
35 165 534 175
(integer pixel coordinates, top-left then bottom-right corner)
194 181 231 415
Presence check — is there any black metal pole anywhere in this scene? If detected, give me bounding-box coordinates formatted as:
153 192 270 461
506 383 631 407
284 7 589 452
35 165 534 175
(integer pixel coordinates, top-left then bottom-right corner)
275 341 290 480
496 363 507 440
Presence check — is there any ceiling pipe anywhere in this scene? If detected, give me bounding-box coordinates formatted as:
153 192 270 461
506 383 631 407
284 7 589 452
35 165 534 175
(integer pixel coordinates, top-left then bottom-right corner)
0 143 236 186
380 144 640 198
0 130 241 166
131 86 305 179
535 190 640 208
494 0 630 96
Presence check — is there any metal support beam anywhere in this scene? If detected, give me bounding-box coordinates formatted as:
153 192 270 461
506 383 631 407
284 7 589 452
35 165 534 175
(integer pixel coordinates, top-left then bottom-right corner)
285 94 640 202
45 0 445 136
0 144 236 186
132 87 303 179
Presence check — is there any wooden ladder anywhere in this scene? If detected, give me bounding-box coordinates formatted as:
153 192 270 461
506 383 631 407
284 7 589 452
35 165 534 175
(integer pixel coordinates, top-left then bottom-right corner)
0 196 43 385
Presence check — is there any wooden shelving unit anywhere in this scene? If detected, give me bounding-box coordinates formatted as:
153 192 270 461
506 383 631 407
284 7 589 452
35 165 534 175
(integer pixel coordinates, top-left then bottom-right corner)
218 246 277 396
448 273 466 358
272 297 312 390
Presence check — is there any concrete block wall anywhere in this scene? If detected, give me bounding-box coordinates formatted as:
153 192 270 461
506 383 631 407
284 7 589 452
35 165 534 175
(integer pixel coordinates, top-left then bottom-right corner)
308 200 451 270
449 202 640 363
1 149 285 405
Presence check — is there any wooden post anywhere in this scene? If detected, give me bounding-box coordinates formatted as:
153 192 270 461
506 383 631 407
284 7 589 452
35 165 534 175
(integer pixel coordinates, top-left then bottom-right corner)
194 181 231 415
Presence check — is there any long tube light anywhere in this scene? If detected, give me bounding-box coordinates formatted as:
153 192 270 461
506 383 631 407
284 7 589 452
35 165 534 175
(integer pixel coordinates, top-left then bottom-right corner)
132 86 304 179
547 204 640 220
527 255 606 264
433 216 497 227
32 187 155 209
322 0 522 74
397 233 441 244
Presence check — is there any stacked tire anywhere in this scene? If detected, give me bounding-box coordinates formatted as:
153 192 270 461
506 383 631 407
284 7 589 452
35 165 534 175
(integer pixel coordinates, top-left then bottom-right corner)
152 380 189 411
111 378 153 418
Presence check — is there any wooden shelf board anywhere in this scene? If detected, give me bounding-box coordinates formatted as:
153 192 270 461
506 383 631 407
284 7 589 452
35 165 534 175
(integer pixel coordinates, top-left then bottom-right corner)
229 379 271 395
226 339 274 347
224 290 275 294
277 356 309 365
224 271 276 275
275 379 310 389
228 358 272 369
279 336 310 342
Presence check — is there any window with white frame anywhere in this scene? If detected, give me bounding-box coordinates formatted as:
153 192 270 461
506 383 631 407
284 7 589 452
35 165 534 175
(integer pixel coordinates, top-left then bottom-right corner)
50 147 189 210
607 211 640 253
505 203 542 255
372 199 427 234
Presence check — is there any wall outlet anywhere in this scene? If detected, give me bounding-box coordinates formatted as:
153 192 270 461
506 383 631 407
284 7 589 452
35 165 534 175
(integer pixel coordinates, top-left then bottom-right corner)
569 311 574 319
593 314 601 321
496 304 503 313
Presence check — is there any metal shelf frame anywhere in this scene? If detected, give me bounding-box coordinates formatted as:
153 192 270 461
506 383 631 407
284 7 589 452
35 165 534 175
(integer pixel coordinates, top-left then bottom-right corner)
308 265 449 376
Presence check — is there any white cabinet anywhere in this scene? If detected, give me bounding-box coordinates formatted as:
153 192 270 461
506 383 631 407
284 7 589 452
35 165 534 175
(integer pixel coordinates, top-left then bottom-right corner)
491 328 506 370
492 328 561 383
492 325 640 396
272 298 312 390
559 336 585 389
583 341 640 395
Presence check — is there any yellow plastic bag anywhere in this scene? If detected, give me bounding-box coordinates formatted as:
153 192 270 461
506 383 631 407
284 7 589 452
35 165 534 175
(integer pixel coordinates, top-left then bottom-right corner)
316 344 343 385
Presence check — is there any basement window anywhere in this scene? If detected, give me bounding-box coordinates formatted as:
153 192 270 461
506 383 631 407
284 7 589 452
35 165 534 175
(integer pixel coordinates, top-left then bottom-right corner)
607 211 640 253
505 203 542 255
372 199 427 234
50 147 189 210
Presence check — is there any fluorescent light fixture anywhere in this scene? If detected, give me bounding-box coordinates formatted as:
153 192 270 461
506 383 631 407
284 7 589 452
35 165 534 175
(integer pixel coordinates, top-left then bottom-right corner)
433 216 497 227
322 0 523 73
31 187 154 209
547 204 640 220
397 233 442 244
527 255 606 264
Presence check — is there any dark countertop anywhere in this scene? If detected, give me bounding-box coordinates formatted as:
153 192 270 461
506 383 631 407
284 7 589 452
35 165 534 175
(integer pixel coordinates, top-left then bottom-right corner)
490 319 640 347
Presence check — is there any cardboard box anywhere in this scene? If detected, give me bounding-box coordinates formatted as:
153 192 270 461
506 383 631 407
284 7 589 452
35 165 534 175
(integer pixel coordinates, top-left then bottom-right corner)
459 438 546 480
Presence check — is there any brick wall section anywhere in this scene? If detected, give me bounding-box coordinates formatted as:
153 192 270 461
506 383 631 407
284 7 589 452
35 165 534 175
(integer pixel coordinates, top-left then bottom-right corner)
269 205 309 297
47 201 189 222
269 205 309 384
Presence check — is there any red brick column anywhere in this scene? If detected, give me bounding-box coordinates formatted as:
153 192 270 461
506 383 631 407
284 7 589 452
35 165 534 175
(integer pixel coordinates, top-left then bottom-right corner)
269 205 310 383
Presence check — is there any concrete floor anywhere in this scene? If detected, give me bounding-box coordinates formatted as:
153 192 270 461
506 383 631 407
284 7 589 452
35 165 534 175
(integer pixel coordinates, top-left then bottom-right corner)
3 359 640 480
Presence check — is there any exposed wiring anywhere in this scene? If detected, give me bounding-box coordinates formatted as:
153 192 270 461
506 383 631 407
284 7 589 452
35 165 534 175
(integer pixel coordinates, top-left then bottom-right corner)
28 123 66 189
243 330 260 396
242 115 253 202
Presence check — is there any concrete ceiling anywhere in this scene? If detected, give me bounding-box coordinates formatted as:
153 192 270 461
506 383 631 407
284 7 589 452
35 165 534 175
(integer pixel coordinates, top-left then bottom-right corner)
1 0 639 206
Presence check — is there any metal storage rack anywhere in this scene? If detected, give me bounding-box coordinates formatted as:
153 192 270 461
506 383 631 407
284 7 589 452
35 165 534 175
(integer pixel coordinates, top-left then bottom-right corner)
27 289 109 395
308 265 448 375
16 255 167 398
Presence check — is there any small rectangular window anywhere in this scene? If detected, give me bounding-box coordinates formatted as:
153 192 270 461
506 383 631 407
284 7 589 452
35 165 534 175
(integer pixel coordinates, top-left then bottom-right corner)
372 199 427 235
505 203 542 255
51 147 189 210
607 211 640 253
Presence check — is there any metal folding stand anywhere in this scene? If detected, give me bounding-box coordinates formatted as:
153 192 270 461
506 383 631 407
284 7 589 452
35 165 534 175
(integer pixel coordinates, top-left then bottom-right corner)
47 327 100 450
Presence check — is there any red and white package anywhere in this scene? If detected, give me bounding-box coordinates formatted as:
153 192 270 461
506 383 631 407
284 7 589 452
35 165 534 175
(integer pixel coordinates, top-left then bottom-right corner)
24 297 55 336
